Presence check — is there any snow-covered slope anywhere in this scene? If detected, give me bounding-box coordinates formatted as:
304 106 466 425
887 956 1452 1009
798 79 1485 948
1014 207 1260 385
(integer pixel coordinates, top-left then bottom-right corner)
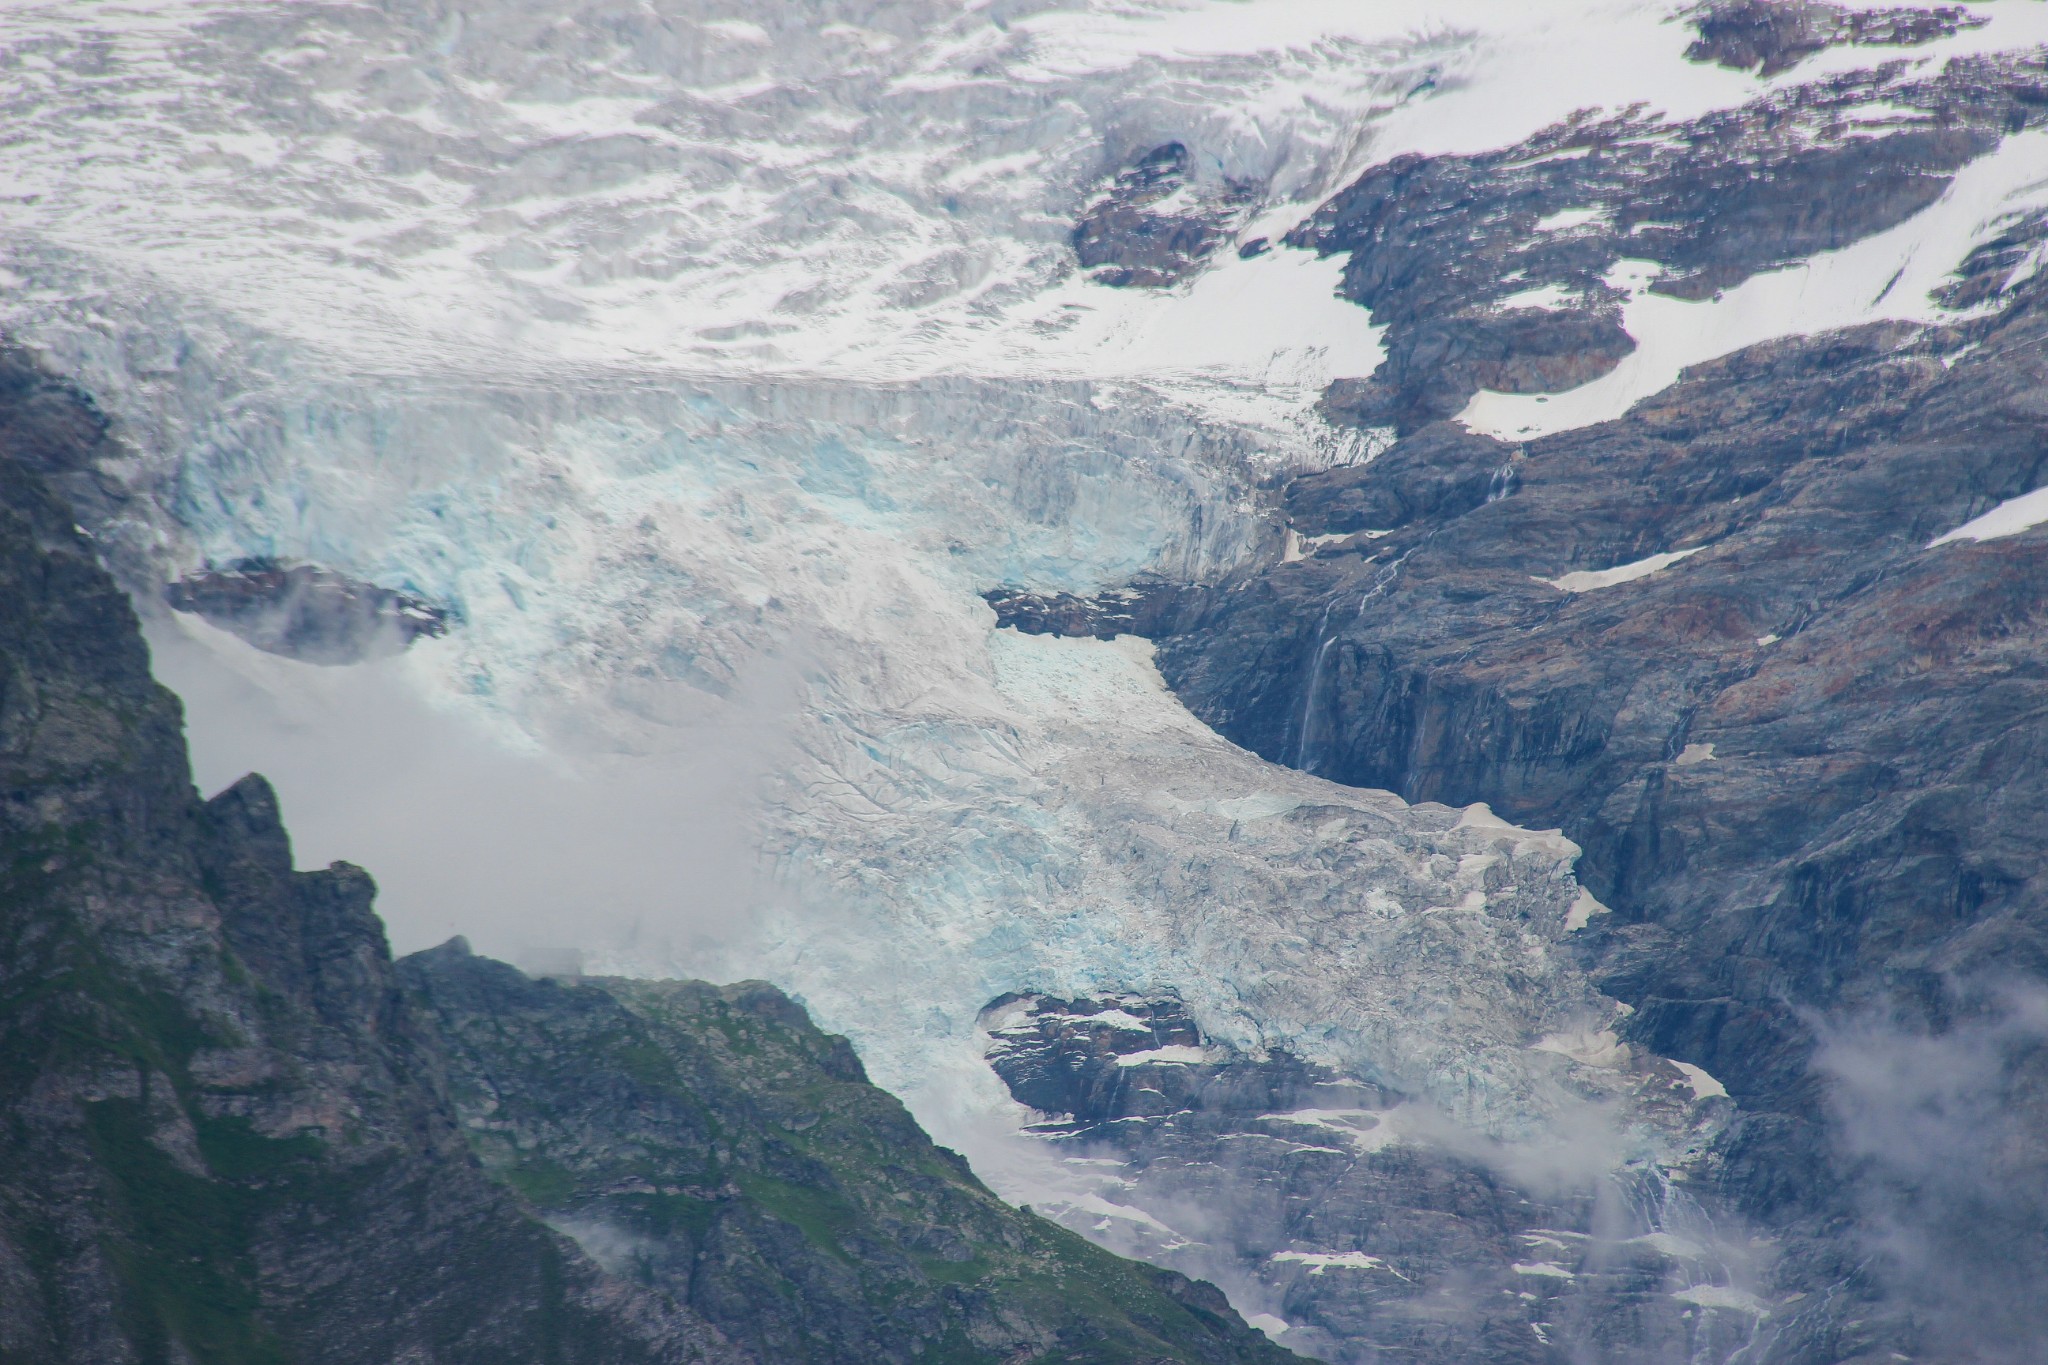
3 0 2045 1341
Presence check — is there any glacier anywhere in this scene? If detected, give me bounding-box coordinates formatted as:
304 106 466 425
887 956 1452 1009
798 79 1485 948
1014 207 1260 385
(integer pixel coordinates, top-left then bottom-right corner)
5 0 2046 1346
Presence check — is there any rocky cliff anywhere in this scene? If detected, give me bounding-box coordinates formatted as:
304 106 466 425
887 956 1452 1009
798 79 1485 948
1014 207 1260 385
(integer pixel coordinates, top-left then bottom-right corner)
0 352 730 1365
403 947 1298 1365
0 346 1296 1365
994 119 2048 1362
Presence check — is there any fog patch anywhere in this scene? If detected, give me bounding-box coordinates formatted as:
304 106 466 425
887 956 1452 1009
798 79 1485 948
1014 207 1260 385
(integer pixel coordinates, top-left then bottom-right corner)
146 610 798 971
545 1215 657 1279
1815 983 2048 1363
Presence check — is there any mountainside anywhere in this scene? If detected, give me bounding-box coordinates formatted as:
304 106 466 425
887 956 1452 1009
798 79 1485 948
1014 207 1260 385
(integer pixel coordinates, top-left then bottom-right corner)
403 945 1296 1365
978 993 1747 1365
0 354 733 1365
4 0 2048 1361
0 348 1293 1364
986 32 2048 1363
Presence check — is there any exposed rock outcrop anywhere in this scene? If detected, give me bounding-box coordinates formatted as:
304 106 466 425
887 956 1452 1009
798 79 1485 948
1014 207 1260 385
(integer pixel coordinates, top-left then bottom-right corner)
165 558 450 664
1684 1 1984 78
982 995 1748 1365
1074 143 1258 288
997 250 2048 1361
1935 205 2048 311
1286 53 2048 431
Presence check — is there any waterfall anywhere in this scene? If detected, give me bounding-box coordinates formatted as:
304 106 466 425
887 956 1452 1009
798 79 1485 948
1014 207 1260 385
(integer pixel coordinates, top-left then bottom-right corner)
1292 603 1338 773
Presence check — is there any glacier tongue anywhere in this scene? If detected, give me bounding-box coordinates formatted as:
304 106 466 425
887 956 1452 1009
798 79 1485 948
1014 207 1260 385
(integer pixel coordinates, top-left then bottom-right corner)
112 319 1617 1150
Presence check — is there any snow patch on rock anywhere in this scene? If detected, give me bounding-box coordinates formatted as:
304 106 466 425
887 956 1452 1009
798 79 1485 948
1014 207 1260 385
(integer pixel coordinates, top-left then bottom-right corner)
1539 547 1704 592
1929 484 2048 545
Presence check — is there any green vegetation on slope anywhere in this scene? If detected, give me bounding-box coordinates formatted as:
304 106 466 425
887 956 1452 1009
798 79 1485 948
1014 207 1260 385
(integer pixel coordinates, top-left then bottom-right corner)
403 944 1298 1365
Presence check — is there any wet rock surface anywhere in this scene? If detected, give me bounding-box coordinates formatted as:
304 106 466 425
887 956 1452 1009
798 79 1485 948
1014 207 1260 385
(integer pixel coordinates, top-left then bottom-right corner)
982 995 1755 1365
165 557 450 664
1002 250 2048 1359
1684 1 1984 77
1286 52 2048 431
1074 142 1258 288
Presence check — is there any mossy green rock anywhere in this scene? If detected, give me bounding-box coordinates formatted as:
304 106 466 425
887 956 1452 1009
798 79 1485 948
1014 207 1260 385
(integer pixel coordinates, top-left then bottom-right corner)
403 943 1299 1365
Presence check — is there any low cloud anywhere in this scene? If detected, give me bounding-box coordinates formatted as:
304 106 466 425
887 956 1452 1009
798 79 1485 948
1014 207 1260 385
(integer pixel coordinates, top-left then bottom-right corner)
146 612 801 973
1815 982 2048 1363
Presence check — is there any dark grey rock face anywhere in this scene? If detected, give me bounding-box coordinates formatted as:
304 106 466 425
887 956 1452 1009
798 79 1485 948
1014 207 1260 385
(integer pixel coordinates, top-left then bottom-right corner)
0 344 158 589
981 996 1757 1365
983 994 1387 1130
1074 143 1258 288
164 558 450 664
983 582 1191 640
996 264 2048 1360
3 340 449 667
0 352 740 1365
988 48 2048 1357
1684 1 1984 77
1284 53 2048 431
